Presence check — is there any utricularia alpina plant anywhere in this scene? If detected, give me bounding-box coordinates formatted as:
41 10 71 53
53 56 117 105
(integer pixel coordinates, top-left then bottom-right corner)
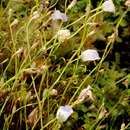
56 29 71 42
56 105 73 123
102 0 115 13
80 49 100 62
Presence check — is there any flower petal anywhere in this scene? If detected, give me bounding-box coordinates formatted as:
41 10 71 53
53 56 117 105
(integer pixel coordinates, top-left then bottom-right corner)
51 10 68 22
80 49 100 62
56 105 73 123
102 0 115 13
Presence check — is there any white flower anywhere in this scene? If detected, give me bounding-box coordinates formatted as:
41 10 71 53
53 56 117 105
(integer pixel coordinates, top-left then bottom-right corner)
51 10 68 22
77 85 93 103
102 0 115 13
56 105 73 123
80 49 100 62
57 29 70 42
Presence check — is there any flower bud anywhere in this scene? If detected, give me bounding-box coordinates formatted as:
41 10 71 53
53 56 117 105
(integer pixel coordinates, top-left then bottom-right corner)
56 29 70 42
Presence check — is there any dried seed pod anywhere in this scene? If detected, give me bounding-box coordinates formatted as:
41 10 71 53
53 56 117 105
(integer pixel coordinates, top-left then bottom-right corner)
27 108 38 126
